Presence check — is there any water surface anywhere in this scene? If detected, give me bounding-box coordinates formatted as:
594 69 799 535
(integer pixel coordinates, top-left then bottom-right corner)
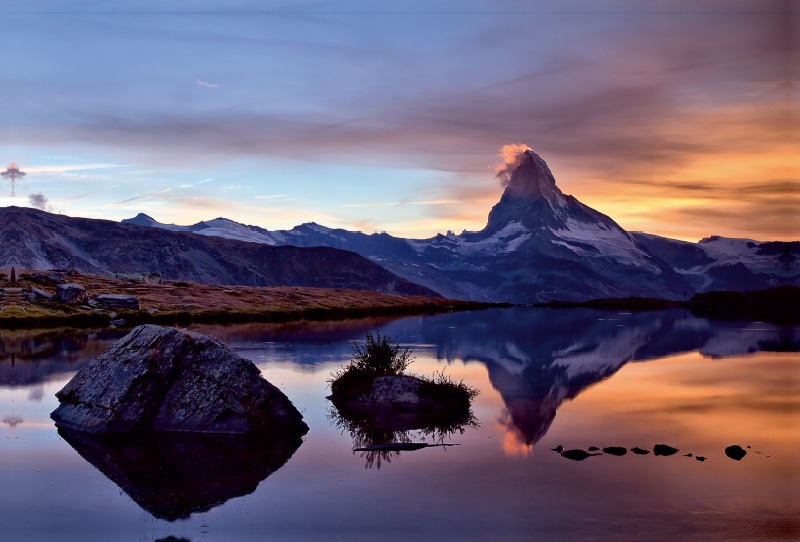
0 308 797 541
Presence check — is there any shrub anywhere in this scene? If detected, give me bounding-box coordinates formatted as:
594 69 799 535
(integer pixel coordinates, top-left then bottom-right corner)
347 331 413 375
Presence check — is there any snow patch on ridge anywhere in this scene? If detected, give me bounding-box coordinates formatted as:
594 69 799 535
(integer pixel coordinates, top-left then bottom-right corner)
552 218 659 271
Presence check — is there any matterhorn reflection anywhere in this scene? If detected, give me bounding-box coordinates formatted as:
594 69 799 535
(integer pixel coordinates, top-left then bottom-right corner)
385 308 800 447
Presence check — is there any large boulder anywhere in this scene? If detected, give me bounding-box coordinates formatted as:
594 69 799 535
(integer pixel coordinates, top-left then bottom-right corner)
51 325 309 435
56 283 88 304
96 294 141 310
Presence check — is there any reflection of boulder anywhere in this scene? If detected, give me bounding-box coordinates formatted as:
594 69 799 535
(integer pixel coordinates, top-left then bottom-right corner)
58 428 304 521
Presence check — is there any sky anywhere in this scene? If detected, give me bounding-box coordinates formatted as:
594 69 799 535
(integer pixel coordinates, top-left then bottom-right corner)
0 0 796 241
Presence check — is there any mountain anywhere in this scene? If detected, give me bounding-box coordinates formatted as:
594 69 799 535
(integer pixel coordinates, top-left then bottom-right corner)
632 233 800 292
0 206 439 296
125 151 694 302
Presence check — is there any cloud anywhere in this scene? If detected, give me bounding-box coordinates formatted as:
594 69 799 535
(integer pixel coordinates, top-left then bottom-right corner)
2 1 795 239
494 143 532 186
196 79 218 88
28 193 54 212
198 178 213 183
342 199 463 207
106 188 173 207
55 185 120 204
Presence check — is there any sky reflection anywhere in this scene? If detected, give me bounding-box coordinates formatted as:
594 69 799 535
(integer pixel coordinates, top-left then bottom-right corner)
0 308 797 540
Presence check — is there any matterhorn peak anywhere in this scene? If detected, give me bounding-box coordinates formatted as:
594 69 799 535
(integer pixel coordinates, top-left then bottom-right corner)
504 150 563 206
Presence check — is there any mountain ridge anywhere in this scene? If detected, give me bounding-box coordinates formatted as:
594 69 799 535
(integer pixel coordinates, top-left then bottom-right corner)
0 206 439 297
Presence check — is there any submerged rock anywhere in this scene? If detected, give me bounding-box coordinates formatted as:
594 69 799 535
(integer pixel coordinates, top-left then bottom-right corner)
603 446 627 456
51 325 308 435
353 442 458 452
631 447 650 455
59 427 303 521
725 445 747 461
560 449 600 461
696 456 706 462
653 444 679 456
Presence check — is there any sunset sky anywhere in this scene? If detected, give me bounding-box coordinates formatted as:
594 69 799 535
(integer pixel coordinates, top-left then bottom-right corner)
0 0 796 241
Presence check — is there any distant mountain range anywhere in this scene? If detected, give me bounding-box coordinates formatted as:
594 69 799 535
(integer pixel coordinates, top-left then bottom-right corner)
123 150 799 302
0 207 438 297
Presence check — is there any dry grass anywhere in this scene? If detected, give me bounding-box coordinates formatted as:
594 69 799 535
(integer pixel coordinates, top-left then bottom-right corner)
0 268 496 329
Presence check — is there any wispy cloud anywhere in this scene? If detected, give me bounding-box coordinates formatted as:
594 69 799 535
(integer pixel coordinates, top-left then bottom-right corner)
197 79 218 88
55 185 120 204
342 199 462 208
106 188 172 207
198 178 213 184
24 164 128 173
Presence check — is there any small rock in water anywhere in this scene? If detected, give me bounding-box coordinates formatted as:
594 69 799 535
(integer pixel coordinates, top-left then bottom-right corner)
696 456 706 462
552 445 563 453
110 319 127 326
631 447 650 455
725 445 747 461
588 446 599 451
684 453 693 457
560 449 599 461
653 444 679 456
602 447 627 456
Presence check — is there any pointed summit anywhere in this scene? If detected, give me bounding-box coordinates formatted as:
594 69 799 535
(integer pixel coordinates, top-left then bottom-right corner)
483 150 570 235
503 150 563 206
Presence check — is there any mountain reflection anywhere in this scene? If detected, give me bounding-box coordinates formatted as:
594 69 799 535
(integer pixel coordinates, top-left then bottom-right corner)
398 309 800 447
58 428 304 521
0 328 126 386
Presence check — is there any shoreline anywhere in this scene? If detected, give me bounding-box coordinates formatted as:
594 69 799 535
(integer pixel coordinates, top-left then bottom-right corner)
0 269 506 330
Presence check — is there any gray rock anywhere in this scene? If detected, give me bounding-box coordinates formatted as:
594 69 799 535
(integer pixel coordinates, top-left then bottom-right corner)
97 294 141 310
110 319 127 326
27 292 36 301
335 375 470 413
51 325 309 436
148 308 159 315
30 286 54 300
56 283 89 304
88 300 99 307
143 273 163 285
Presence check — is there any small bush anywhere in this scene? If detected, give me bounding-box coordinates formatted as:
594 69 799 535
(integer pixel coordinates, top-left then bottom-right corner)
328 331 413 398
348 331 413 375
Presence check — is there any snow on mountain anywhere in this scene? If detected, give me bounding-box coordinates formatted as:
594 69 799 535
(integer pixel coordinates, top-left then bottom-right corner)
633 232 800 292
122 150 795 302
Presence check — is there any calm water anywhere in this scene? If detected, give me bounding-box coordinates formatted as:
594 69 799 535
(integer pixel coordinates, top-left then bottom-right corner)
0 308 797 541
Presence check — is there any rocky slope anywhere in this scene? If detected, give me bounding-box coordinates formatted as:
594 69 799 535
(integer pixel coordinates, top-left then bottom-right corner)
0 207 439 296
126 151 693 302
632 233 800 292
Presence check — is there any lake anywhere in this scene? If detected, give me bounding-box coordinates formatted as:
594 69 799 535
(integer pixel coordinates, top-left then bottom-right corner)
0 307 797 541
